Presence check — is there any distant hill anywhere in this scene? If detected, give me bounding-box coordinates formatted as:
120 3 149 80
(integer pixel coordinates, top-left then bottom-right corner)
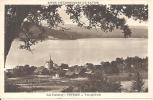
18 24 148 40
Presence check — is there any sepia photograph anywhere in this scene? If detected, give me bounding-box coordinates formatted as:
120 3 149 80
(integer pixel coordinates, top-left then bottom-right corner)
3 3 148 94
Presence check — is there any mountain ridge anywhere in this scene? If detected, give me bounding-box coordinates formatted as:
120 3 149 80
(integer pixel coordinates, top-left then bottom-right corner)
18 24 148 40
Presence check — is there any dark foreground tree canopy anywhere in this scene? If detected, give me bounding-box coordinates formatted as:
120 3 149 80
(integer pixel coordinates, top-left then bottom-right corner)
5 5 148 63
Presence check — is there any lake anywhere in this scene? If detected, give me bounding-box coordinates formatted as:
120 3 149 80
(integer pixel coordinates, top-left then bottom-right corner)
6 38 147 68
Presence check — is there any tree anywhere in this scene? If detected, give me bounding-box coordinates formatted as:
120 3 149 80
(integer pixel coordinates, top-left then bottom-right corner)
110 61 119 74
5 5 62 63
34 66 49 75
5 5 148 63
60 63 69 69
122 25 132 38
132 71 144 92
63 70 121 92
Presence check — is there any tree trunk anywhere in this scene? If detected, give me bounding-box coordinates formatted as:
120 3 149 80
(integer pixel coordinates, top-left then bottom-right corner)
5 21 19 65
4 17 25 66
4 6 28 66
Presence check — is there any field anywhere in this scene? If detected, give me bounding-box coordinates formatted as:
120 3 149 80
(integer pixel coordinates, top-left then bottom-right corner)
7 76 85 92
6 72 148 92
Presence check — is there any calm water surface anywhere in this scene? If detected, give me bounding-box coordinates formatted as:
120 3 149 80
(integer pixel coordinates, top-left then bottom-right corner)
6 38 147 68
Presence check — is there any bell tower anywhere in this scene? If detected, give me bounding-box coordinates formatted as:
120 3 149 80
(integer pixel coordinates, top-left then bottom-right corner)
47 56 54 70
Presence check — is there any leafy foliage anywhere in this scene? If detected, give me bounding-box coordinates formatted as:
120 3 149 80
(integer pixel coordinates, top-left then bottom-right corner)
66 5 148 31
5 56 148 92
5 56 148 77
6 65 37 77
110 5 148 21
5 82 21 92
63 70 121 92
132 71 144 92
5 5 148 62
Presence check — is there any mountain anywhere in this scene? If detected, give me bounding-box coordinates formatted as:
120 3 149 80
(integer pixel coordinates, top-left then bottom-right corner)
18 24 148 40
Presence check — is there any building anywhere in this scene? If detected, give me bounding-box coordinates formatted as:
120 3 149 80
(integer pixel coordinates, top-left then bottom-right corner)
46 56 54 70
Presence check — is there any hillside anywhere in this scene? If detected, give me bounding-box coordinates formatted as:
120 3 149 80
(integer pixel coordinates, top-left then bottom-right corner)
18 24 148 40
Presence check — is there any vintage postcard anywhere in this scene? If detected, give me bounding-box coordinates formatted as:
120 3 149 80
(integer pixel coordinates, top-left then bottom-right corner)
0 0 153 99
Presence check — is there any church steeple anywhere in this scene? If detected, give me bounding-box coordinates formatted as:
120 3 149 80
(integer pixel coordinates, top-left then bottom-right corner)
47 56 53 70
49 56 52 63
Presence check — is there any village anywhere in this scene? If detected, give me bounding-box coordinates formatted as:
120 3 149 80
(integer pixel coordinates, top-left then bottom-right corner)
6 56 148 78
5 56 148 92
